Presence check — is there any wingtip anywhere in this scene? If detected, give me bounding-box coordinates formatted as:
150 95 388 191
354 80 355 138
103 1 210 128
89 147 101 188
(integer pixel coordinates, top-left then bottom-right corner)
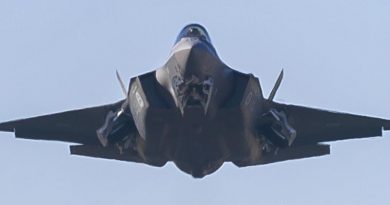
69 145 80 155
384 120 390 131
0 121 15 132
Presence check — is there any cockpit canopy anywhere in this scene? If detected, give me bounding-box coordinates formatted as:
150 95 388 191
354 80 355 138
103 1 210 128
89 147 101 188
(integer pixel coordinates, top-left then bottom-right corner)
175 24 212 45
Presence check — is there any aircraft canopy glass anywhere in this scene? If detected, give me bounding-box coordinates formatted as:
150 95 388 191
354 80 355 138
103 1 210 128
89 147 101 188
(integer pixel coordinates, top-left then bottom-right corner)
175 24 212 45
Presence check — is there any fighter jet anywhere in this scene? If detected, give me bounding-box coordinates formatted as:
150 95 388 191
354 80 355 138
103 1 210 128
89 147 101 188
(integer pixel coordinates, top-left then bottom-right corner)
1 24 389 178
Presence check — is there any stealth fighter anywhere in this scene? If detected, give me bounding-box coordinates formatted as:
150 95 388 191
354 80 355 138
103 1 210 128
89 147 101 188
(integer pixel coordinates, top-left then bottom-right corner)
1 24 389 178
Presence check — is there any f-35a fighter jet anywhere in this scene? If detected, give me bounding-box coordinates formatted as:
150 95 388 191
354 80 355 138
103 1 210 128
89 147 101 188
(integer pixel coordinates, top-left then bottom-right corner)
1 24 389 178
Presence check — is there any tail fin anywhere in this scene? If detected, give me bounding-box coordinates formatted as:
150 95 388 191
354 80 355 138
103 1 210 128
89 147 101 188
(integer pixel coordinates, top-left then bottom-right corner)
268 69 284 101
116 70 128 97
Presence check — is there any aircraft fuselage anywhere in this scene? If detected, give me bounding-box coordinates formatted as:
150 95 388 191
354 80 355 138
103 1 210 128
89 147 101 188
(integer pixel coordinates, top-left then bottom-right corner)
129 27 266 177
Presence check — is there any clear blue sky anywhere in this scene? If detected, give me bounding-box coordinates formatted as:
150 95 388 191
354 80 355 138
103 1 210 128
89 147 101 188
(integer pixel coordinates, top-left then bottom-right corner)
1 1 390 204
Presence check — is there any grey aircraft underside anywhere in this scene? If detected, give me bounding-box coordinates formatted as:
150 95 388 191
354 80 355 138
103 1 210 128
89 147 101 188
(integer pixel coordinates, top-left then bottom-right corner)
1 24 389 178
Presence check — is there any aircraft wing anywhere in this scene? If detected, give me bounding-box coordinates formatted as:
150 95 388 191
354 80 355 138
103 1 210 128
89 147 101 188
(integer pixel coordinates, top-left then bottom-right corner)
270 101 390 146
238 102 389 167
0 100 127 145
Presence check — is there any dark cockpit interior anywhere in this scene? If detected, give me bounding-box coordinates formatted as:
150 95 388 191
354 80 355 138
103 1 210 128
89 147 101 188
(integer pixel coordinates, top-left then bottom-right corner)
175 24 212 45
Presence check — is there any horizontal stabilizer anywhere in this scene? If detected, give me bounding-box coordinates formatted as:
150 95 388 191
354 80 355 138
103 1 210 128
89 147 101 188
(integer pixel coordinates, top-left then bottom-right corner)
235 144 330 167
70 145 143 163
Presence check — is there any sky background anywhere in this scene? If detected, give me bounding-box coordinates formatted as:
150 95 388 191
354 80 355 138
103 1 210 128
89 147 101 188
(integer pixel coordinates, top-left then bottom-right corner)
0 0 390 204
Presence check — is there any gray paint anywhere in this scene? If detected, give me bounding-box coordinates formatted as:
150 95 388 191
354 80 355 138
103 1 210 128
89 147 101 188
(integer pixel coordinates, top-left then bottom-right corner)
1 24 389 178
